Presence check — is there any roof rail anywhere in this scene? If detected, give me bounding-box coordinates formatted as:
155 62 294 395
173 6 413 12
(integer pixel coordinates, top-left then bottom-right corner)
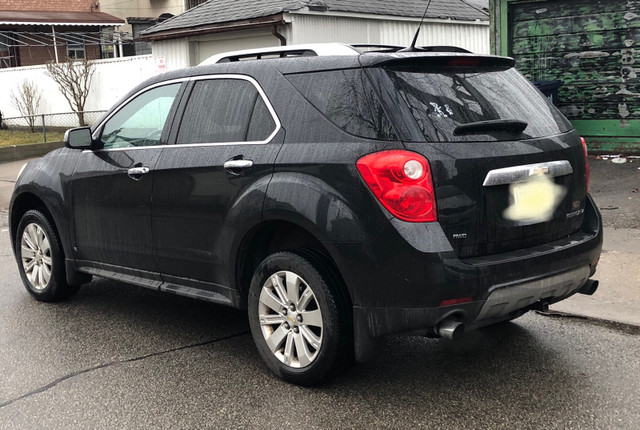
198 43 472 65
199 43 359 65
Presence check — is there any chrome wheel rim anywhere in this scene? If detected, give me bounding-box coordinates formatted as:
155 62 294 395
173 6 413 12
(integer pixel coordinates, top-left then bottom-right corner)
20 223 52 291
258 270 323 368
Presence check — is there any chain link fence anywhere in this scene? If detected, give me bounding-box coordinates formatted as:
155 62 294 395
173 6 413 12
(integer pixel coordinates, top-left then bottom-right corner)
0 111 107 143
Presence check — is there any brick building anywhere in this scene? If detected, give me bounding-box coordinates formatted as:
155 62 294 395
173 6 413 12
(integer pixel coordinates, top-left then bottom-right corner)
0 0 124 68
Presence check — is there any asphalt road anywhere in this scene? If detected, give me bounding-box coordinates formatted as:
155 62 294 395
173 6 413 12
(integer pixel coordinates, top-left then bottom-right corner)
1 220 639 429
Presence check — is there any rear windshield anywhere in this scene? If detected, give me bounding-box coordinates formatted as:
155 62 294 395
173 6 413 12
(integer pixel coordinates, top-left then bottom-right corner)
385 67 572 142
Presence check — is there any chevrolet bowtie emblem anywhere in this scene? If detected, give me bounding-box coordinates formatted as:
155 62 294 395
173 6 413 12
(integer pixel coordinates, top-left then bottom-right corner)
529 166 550 176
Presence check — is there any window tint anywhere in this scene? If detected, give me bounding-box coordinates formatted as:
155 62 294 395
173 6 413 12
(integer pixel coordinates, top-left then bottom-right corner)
386 67 572 142
176 79 276 144
286 69 397 140
101 83 181 149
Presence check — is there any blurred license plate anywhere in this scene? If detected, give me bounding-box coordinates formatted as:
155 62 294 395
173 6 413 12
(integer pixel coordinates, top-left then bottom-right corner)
504 177 562 222
512 180 552 211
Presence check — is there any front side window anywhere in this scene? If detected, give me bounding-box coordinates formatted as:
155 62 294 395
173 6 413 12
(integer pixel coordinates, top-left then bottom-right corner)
100 83 181 149
176 78 277 144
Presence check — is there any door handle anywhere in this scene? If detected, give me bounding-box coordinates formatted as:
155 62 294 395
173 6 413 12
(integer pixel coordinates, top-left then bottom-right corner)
223 159 253 170
127 166 150 179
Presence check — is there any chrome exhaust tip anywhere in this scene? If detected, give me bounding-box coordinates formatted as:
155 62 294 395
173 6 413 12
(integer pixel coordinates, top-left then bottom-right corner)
438 320 465 340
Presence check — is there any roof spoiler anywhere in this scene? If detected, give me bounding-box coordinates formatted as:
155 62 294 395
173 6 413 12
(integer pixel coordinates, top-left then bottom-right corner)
362 54 516 70
351 44 471 54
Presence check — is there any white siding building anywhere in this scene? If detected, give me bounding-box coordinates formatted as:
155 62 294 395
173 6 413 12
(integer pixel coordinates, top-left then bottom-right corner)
139 0 489 71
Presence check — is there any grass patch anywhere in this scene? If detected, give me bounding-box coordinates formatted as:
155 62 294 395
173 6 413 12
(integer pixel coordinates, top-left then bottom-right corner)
0 129 65 147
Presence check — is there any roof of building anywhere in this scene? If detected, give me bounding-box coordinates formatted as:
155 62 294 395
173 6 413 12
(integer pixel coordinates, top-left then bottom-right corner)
461 0 489 12
0 10 124 26
140 0 488 37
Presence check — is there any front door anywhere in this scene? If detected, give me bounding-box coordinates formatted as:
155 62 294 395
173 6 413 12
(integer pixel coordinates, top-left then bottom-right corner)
71 82 183 273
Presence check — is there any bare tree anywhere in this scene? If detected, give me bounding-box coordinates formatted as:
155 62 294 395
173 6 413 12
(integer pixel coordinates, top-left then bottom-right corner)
45 57 95 126
10 80 42 132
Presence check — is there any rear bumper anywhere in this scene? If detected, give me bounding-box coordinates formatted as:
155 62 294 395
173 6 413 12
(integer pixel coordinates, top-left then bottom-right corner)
331 194 602 354
353 264 592 340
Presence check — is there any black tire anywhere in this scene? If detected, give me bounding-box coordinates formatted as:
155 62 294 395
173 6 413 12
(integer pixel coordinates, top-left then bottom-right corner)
15 209 79 302
248 250 352 385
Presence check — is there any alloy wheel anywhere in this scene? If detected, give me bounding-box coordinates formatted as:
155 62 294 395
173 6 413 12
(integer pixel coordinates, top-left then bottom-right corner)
20 223 52 291
257 270 323 368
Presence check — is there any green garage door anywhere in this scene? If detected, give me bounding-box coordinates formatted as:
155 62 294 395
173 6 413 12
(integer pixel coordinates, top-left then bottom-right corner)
508 0 639 151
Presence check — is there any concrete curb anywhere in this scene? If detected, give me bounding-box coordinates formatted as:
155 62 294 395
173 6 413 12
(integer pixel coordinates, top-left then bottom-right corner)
0 141 63 163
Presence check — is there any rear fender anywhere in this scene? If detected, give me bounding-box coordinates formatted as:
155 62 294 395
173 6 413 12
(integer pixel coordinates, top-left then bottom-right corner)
263 172 377 243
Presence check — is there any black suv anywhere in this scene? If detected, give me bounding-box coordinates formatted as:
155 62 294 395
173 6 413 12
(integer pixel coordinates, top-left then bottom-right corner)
10 44 602 385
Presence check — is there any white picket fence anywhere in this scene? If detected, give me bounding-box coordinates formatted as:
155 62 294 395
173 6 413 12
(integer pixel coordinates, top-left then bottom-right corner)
0 55 160 121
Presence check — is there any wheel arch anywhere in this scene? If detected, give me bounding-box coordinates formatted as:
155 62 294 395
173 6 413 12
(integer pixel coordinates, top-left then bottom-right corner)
10 189 82 283
234 220 352 310
10 191 60 253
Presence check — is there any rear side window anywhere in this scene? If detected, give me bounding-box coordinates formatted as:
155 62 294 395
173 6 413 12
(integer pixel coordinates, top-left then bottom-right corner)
287 69 398 140
176 78 276 144
386 67 572 142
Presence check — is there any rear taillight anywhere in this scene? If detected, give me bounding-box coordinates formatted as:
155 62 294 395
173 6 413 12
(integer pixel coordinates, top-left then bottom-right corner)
581 137 590 192
356 150 437 222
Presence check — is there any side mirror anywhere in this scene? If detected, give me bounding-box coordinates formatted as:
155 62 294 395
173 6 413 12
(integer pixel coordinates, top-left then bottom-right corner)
64 127 93 149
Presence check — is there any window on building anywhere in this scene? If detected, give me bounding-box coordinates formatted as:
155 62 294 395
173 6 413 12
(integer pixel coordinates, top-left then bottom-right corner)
67 39 86 59
130 23 152 56
0 33 12 68
187 0 208 9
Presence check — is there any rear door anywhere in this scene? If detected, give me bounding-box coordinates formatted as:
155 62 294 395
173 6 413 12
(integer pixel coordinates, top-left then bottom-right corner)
369 59 588 258
72 82 184 273
151 75 283 290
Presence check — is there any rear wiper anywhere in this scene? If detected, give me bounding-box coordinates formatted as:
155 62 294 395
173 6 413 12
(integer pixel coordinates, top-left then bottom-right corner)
453 119 528 136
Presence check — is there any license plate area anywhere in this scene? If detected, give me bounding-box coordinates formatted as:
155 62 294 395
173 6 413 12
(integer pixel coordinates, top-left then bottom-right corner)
504 177 566 223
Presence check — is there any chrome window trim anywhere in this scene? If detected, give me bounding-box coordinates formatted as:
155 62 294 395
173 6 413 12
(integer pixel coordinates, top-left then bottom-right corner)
87 74 281 153
179 74 281 145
